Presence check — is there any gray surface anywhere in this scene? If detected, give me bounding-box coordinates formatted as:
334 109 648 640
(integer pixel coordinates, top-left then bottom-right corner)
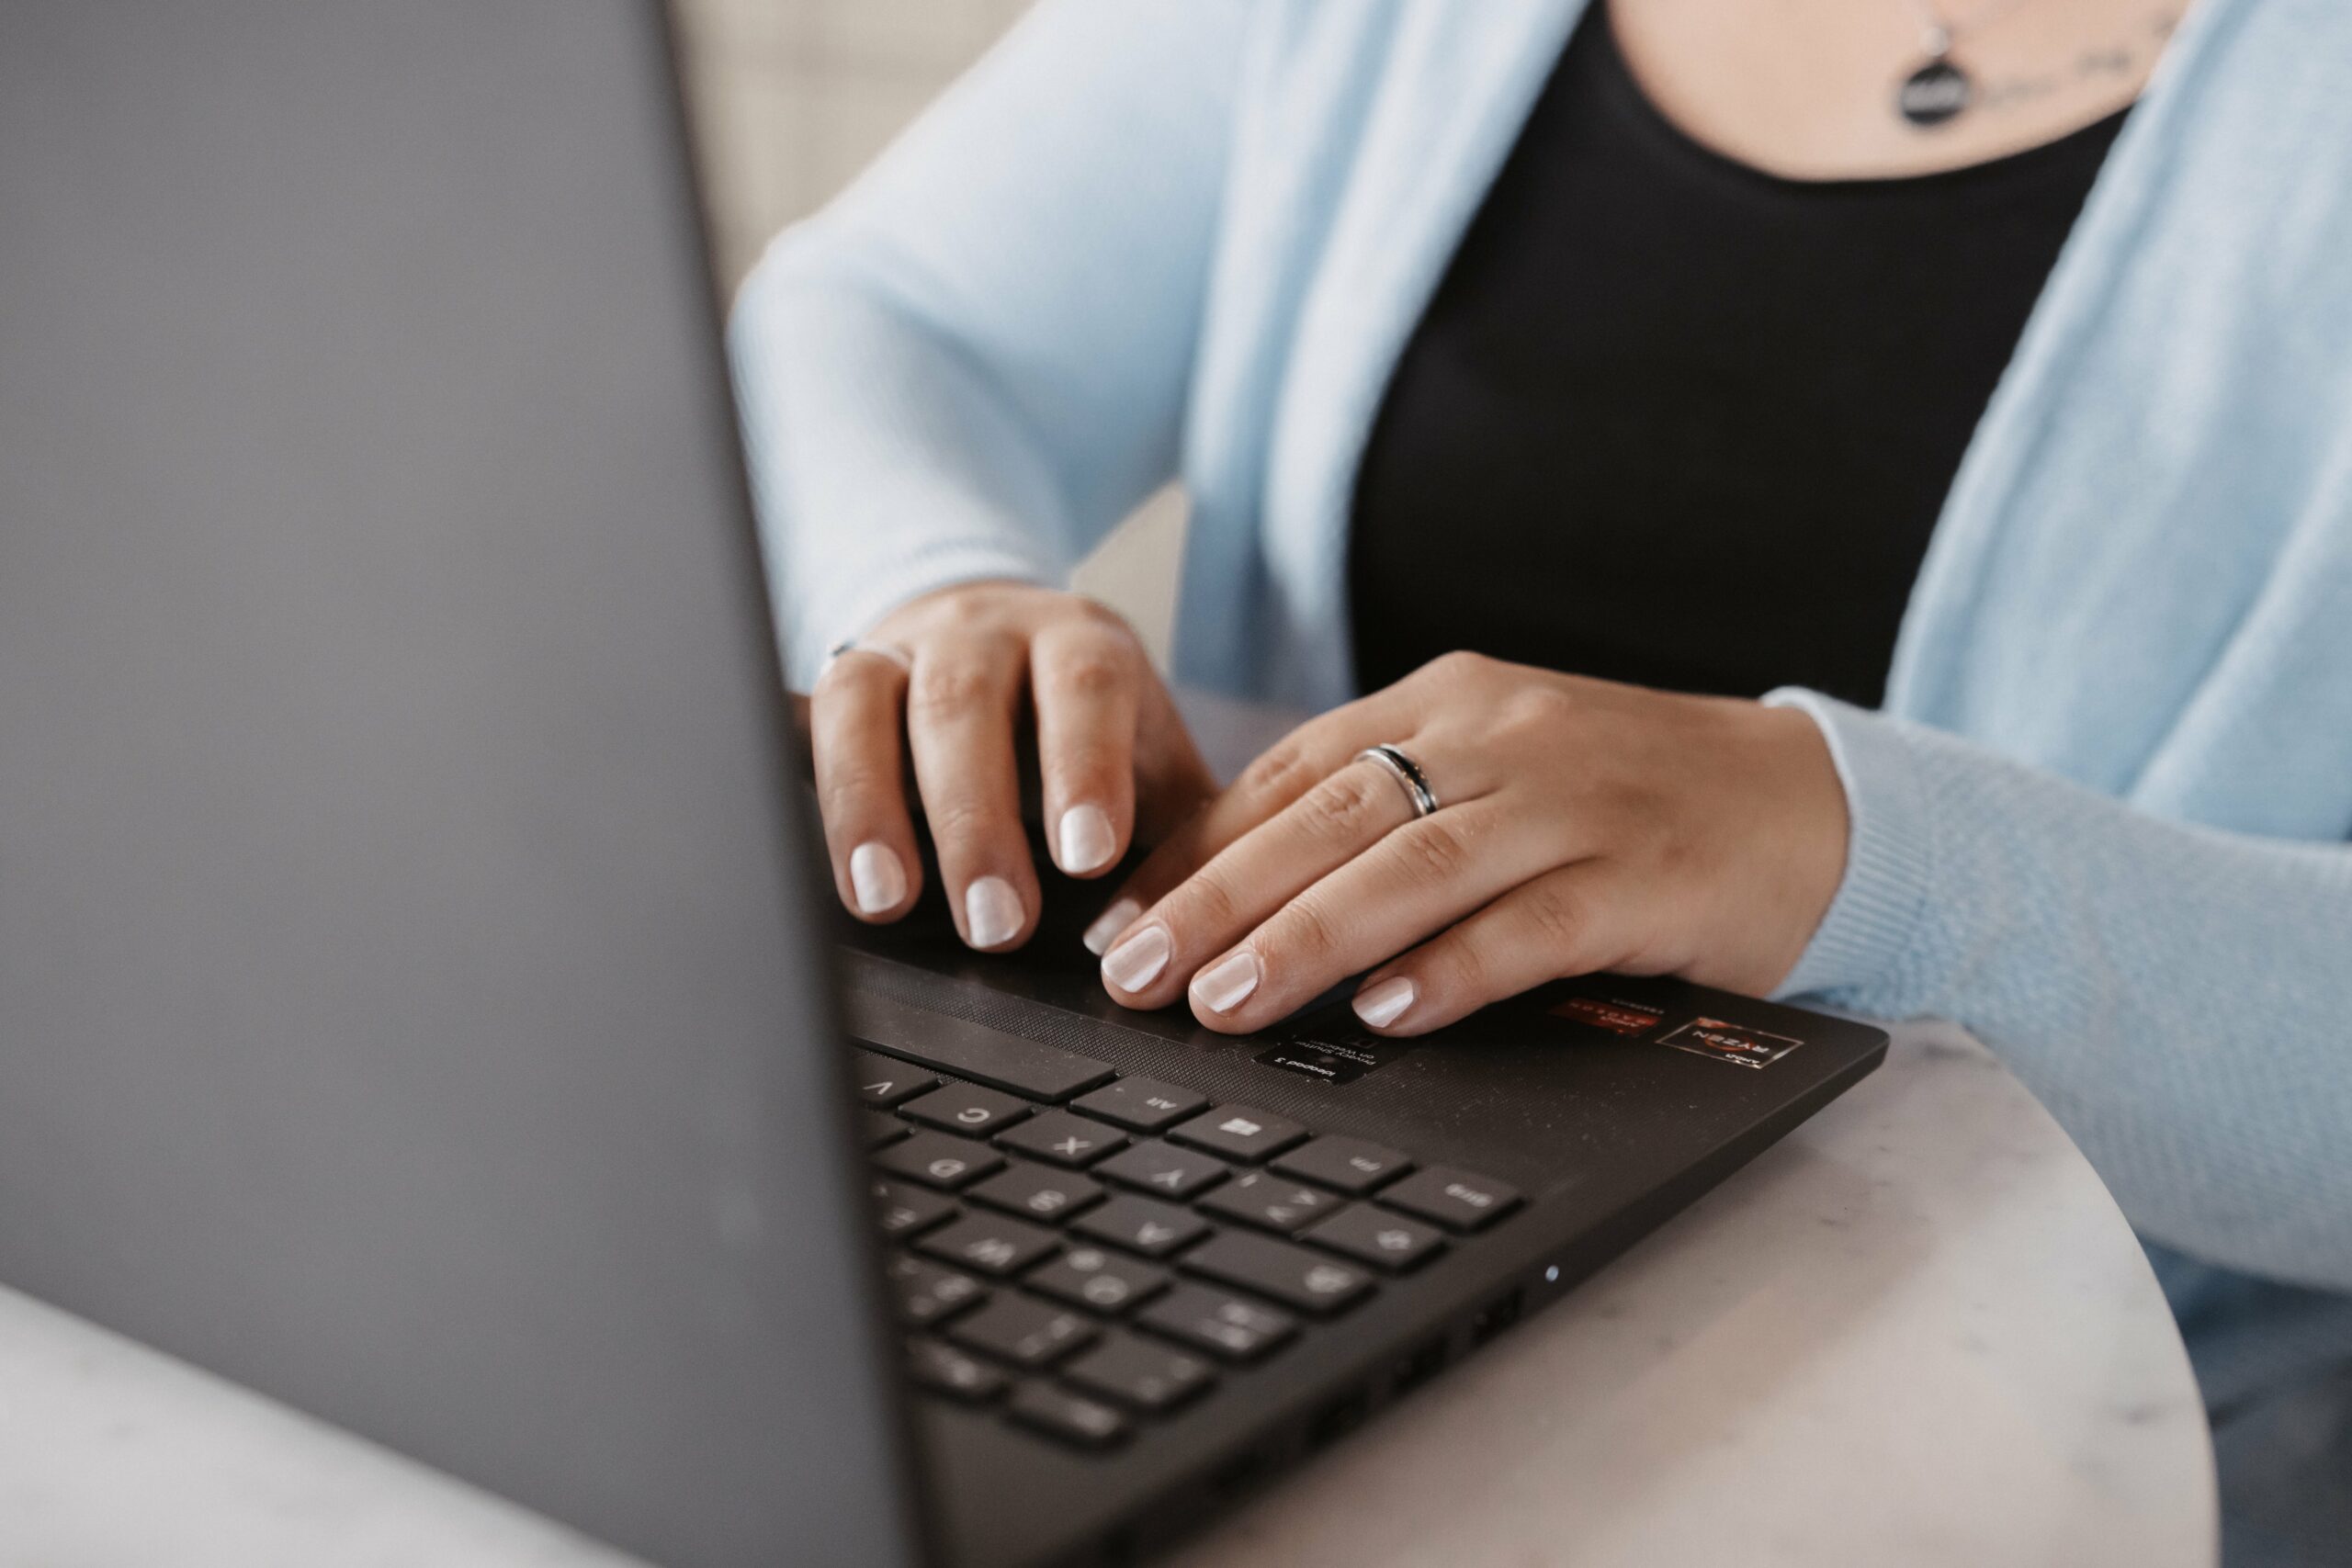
0 6 921 1565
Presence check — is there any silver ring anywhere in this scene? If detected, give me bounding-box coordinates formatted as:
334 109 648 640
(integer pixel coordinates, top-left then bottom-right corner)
1356 743 1440 818
823 638 910 672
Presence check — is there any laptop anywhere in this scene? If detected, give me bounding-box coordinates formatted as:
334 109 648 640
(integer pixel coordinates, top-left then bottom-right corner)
0 4 1887 1565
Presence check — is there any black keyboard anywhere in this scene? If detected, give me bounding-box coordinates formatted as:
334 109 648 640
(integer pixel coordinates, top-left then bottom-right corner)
851 1023 1521 1453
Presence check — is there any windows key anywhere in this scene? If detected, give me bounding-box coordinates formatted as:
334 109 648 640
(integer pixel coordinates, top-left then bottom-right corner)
1168 1105 1306 1162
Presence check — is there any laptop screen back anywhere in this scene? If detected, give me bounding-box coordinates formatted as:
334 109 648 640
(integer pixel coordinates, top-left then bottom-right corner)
0 4 922 1563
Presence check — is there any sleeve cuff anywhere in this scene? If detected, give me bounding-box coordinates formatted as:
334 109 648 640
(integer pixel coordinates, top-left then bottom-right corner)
1761 689 1942 1003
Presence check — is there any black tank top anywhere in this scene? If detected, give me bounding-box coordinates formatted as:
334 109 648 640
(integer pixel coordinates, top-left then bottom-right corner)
1348 9 2125 706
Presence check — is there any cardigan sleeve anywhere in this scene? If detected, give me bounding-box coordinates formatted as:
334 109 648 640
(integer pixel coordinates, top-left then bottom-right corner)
1768 689 2352 1293
725 0 1248 685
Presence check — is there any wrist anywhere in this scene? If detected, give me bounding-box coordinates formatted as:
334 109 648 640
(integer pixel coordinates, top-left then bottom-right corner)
1728 699 1853 993
1758 689 1939 1001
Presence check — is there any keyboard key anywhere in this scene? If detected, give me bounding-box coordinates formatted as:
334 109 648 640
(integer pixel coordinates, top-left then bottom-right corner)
888 1256 987 1326
865 1111 910 1148
1063 1332 1214 1414
1069 1194 1209 1258
875 1132 1004 1190
902 1082 1035 1137
1195 1170 1342 1235
1137 1283 1296 1362
1170 1105 1306 1162
969 1161 1105 1223
1379 1166 1522 1233
947 1294 1097 1368
995 1109 1128 1168
1006 1381 1127 1449
852 1010 1114 1102
1094 1138 1231 1201
1071 1077 1209 1134
915 1213 1060 1278
1026 1247 1169 1315
853 1051 939 1108
908 1338 1005 1404
1271 1135 1413 1194
1182 1231 1373 1316
873 1180 957 1239
1302 1205 1447 1272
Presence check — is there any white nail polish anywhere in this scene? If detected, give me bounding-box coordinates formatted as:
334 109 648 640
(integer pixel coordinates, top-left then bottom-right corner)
1057 804 1117 875
848 842 906 915
1100 924 1170 992
963 875 1023 949
1352 976 1417 1029
1082 897 1143 956
1193 950 1261 1014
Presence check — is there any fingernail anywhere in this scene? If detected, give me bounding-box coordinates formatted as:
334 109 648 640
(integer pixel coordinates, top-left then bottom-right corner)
1351 976 1417 1029
963 875 1023 949
1057 804 1117 875
1192 950 1261 1015
848 842 906 915
1100 924 1170 993
1082 897 1143 956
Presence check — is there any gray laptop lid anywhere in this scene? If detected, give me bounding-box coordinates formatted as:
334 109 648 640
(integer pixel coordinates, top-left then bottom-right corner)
0 4 922 1564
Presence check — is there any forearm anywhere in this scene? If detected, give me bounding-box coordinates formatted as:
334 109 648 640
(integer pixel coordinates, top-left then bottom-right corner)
1770 691 2352 1291
724 0 1245 685
729 274 1071 684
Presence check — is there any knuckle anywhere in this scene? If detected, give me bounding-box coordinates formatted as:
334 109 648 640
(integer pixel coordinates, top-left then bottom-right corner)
928 589 1006 634
1236 741 1318 802
1044 651 1129 703
922 794 1002 848
1518 881 1588 959
1419 649 1491 688
1272 895 1346 968
816 759 899 818
908 660 1001 720
1393 818 1474 887
1499 684 1578 739
1167 868 1241 937
1437 931 1490 997
1063 595 1138 639
1296 770 1388 840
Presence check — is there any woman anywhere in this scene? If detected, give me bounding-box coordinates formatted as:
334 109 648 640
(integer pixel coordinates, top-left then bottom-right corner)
729 1 2352 1561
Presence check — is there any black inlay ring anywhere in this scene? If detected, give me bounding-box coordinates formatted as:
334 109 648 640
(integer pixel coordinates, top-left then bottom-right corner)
1356 744 1441 818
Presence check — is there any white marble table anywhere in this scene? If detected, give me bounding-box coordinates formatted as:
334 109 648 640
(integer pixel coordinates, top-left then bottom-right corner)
0 693 2218 1566
0 1020 2216 1568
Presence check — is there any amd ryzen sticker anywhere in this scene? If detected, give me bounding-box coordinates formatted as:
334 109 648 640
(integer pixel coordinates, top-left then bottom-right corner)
1551 995 1665 1037
1660 1017 1804 1070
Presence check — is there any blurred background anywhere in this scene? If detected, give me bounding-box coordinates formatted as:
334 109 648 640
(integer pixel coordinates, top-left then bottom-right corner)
672 0 1183 663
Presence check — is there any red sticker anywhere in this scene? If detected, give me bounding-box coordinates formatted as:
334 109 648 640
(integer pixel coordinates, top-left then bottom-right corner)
1551 995 1665 1037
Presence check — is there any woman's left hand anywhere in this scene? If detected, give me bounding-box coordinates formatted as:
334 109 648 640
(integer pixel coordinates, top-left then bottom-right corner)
1085 652 1850 1034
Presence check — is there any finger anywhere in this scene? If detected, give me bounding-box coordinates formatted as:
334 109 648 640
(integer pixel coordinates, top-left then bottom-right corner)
1348 863 1642 1037
1179 799 1569 1032
904 633 1039 951
1097 752 1422 1008
1080 690 1217 955
1030 619 1140 880
1091 683 1429 950
809 647 922 921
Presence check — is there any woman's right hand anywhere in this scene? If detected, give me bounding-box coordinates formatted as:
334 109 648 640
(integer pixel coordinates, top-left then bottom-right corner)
808 580 1216 953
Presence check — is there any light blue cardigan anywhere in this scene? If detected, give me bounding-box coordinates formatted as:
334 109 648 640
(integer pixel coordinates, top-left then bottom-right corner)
730 1 2352 1555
